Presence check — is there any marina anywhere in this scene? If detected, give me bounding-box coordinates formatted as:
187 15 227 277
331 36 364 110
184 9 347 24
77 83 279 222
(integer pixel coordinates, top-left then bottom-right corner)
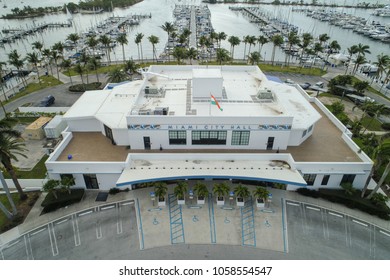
0 0 389 66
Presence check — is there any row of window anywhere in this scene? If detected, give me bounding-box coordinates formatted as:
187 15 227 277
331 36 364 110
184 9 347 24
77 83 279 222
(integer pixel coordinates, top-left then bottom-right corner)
303 174 356 186
169 130 250 145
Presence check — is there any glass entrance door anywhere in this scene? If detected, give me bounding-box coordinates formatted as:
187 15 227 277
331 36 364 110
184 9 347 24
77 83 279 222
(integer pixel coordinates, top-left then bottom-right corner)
83 174 99 189
266 137 274 150
143 136 151 150
104 125 115 145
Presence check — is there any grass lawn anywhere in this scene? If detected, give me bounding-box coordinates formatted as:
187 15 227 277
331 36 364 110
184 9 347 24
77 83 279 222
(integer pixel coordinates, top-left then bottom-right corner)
3 155 49 179
0 192 40 233
4 76 62 105
258 63 326 76
361 115 383 131
350 76 390 101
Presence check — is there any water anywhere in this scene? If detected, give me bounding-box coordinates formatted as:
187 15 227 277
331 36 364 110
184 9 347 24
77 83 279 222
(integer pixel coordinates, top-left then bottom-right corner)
0 0 389 64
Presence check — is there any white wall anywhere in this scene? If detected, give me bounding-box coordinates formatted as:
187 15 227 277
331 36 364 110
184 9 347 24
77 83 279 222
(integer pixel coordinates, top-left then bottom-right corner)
66 118 102 131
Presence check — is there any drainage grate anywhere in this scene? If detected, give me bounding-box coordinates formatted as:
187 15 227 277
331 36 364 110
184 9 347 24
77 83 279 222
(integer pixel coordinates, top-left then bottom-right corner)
95 192 109 202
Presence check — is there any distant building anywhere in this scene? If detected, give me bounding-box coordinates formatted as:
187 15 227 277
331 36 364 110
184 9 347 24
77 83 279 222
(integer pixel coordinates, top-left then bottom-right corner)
45 65 372 190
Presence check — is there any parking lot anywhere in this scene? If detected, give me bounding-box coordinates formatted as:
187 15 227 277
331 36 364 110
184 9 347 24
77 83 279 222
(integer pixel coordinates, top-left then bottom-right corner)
285 200 390 259
1 190 389 260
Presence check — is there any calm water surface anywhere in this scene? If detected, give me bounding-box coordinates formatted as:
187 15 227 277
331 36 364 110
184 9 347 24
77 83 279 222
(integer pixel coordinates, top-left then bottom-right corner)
0 0 389 63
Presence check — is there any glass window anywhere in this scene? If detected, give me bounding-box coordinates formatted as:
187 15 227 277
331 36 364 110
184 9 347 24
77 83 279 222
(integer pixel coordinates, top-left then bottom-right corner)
303 174 316 186
231 131 250 145
321 175 330 185
192 131 227 145
308 125 313 132
169 130 186 145
341 174 356 184
302 130 307 138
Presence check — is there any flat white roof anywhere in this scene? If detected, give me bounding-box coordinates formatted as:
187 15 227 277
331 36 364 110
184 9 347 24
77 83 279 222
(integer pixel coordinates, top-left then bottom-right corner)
116 155 307 187
64 66 320 129
192 68 222 78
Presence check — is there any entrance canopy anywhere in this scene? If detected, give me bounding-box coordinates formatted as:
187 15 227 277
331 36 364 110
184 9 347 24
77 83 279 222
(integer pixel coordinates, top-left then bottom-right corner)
116 153 307 187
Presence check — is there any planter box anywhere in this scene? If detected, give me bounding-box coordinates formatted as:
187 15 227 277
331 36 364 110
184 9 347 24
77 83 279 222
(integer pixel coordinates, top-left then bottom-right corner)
236 197 245 207
177 199 185 205
158 197 166 207
216 197 224 206
256 198 265 208
197 197 205 205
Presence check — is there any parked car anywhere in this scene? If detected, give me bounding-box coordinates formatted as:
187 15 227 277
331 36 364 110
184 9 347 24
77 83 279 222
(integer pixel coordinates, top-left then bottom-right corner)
40 95 55 107
299 82 311 89
315 81 324 88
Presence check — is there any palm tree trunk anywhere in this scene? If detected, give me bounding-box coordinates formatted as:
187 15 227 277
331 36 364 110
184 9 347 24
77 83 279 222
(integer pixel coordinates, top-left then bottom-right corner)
367 161 390 199
0 201 13 220
271 46 276 66
55 62 60 81
0 171 17 215
361 167 374 198
137 44 140 61
140 44 144 63
2 159 27 200
243 44 247 61
68 69 73 86
95 68 99 83
122 45 125 62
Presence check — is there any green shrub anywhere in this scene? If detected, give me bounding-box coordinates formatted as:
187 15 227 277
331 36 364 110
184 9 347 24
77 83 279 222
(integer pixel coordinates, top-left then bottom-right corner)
68 82 102 92
296 188 320 198
109 188 120 195
41 189 85 214
381 123 390 130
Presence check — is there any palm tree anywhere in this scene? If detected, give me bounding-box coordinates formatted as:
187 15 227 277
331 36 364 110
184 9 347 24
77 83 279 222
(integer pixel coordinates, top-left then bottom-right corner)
248 51 261 65
181 28 191 46
8 50 27 87
253 186 269 203
345 45 358 74
172 47 187 64
32 41 43 55
186 47 198 65
217 31 227 49
257 35 268 59
373 53 390 83
285 31 300 66
234 184 250 203
50 50 61 81
107 68 128 83
216 48 230 65
0 61 8 103
366 139 390 199
356 43 370 57
311 42 323 68
270 34 284 66
52 41 64 59
242 35 250 61
213 182 230 203
161 21 175 40
361 104 386 134
88 57 100 82
99 35 112 65
353 54 367 74
148 35 160 62
41 48 53 76
66 33 80 48
135 33 144 62
0 120 27 200
228 36 240 60
86 36 99 58
199 35 210 62
318 33 330 46
61 59 73 85
380 65 390 93
174 181 188 201
154 182 168 202
116 33 128 62
193 181 208 201
124 59 137 80
74 64 85 89
246 35 256 62
26 52 41 84
299 32 313 65
324 40 340 70
0 170 17 219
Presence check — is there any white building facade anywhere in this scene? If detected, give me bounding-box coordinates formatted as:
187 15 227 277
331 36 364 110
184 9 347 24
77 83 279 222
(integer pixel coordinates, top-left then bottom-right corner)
45 65 372 191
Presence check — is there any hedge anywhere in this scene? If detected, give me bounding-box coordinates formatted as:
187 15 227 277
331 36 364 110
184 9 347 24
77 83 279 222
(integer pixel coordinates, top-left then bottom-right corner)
68 82 102 92
41 189 85 214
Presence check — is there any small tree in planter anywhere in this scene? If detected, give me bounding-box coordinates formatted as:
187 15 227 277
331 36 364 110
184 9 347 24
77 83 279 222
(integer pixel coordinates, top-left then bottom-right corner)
60 176 75 194
213 182 230 206
253 186 269 208
154 182 168 207
174 181 188 205
193 181 208 205
43 179 60 199
234 184 250 207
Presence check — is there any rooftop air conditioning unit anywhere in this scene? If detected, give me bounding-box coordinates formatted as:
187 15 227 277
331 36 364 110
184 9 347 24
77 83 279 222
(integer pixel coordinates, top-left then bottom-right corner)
145 86 159 95
154 107 169 115
139 109 152 115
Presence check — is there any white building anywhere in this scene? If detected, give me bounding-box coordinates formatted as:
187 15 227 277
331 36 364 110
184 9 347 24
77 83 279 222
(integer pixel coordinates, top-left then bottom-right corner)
45 65 372 191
